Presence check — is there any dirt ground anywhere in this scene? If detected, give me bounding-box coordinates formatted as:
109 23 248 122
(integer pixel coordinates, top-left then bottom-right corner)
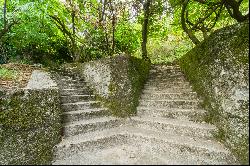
0 63 42 90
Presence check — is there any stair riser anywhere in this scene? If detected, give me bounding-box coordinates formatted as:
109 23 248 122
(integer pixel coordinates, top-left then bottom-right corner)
127 136 236 165
148 75 185 80
63 120 122 137
62 110 110 123
131 120 216 139
59 80 87 86
54 135 127 160
147 78 186 83
144 83 190 89
62 103 101 112
143 87 193 92
60 89 92 96
150 68 181 72
137 109 206 122
142 89 193 93
61 95 95 103
141 93 197 100
139 100 201 109
60 84 88 89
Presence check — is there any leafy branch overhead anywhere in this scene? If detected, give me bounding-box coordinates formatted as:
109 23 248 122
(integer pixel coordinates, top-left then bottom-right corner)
0 0 249 64
180 0 249 45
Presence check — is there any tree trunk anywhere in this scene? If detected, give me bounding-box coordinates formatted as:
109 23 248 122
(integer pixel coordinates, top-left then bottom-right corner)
111 3 115 55
141 0 151 62
181 0 200 45
3 0 7 30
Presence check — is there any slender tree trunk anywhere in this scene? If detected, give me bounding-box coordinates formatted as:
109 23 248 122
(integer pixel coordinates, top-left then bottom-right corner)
3 0 7 30
70 0 79 61
224 0 249 22
141 0 151 62
111 2 115 55
181 0 200 45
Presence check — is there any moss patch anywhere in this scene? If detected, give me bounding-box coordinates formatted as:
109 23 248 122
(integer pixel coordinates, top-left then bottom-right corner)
0 89 62 165
178 22 249 164
60 55 151 118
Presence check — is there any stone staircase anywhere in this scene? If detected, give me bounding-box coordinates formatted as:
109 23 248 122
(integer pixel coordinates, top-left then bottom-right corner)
52 64 238 165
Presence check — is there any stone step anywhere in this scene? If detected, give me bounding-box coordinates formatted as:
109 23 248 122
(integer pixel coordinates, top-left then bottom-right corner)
143 86 193 92
124 127 238 165
146 78 188 84
148 73 185 79
138 99 201 109
149 70 183 74
53 126 237 164
53 127 127 161
148 74 186 80
59 78 86 83
62 108 110 123
62 101 102 112
63 117 123 137
129 117 217 139
59 79 87 86
60 88 92 95
61 95 95 103
136 107 206 122
150 66 181 71
59 83 88 89
144 82 191 88
140 92 198 100
142 88 193 94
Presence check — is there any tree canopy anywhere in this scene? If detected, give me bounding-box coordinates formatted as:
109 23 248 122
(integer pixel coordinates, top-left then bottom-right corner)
0 0 248 64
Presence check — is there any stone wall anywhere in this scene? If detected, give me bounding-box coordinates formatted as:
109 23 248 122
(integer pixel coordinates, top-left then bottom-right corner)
179 22 249 164
0 70 62 165
62 54 151 117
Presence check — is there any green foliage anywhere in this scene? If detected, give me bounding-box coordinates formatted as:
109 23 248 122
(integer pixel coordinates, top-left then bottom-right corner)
0 67 18 80
115 21 141 54
0 0 248 65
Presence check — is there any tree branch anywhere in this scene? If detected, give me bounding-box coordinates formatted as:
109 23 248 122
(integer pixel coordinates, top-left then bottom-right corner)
181 0 200 45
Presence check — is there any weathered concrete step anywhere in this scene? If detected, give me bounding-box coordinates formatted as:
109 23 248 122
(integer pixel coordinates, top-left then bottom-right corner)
63 117 123 137
148 74 185 79
142 88 194 94
149 70 183 75
62 101 101 112
62 108 110 123
136 107 206 121
59 83 88 89
124 127 238 165
62 75 84 81
53 127 237 165
147 78 187 83
61 95 95 103
129 116 217 139
143 86 193 92
146 78 190 84
144 82 191 88
140 92 198 100
59 79 87 85
139 99 202 109
52 143 229 165
150 66 181 71
60 89 92 95
53 127 127 160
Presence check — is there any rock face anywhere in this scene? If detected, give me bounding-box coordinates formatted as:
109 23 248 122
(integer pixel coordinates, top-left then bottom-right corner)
0 70 61 165
179 22 249 164
61 55 151 117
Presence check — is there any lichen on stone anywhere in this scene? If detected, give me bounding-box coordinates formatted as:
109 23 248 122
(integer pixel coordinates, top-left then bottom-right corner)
0 70 62 165
178 21 249 164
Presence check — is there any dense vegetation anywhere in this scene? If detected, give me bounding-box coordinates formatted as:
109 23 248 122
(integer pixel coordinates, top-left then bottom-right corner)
0 0 248 65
